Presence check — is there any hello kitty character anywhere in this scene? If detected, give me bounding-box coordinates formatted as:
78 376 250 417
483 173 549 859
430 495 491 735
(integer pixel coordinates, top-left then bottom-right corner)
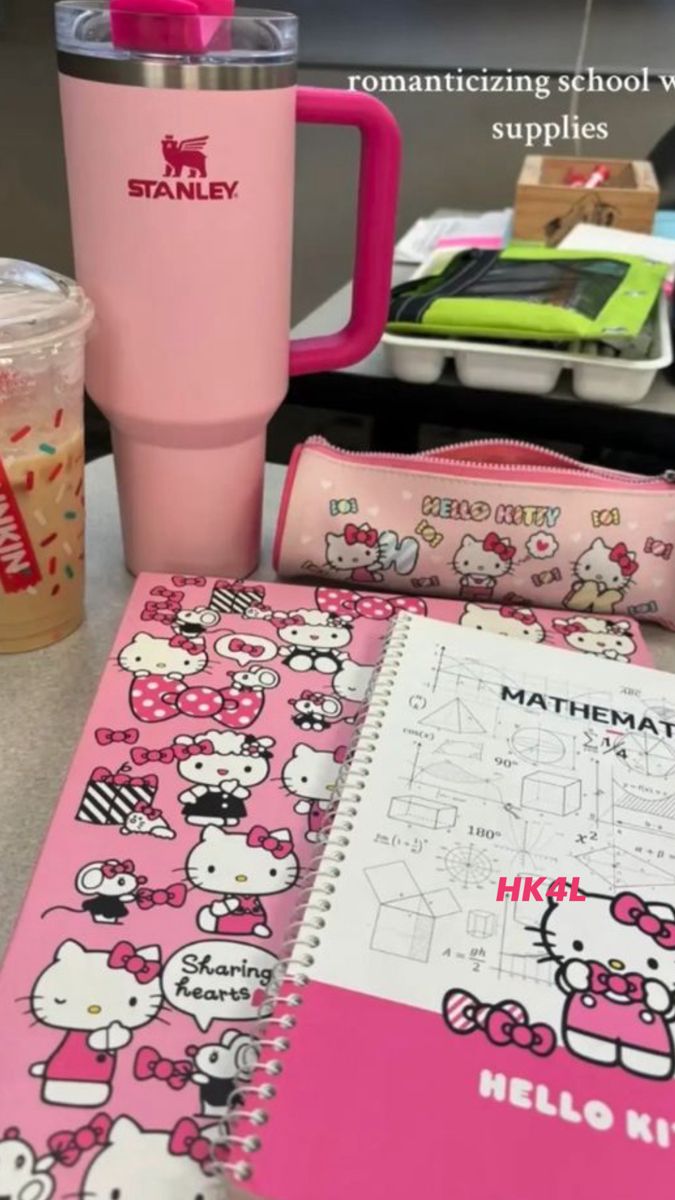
332 659 375 707
324 522 419 584
82 1116 224 1200
42 860 147 924
0 1129 55 1200
276 609 353 675
189 1029 258 1118
451 532 516 601
282 743 345 842
290 690 344 733
552 615 637 662
137 730 274 828
118 633 208 722
121 801 176 840
564 537 639 614
460 602 546 643
29 940 163 1106
540 888 675 1079
187 825 299 939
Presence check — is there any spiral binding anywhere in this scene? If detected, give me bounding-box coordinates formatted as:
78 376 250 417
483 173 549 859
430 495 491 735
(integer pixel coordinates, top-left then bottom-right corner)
215 613 414 1192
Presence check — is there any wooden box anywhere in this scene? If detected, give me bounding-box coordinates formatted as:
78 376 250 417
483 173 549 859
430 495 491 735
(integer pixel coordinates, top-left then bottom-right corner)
514 155 660 246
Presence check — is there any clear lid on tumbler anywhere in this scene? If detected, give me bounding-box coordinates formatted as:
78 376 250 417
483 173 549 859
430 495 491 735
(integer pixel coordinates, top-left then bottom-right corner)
55 3 298 66
0 260 93 355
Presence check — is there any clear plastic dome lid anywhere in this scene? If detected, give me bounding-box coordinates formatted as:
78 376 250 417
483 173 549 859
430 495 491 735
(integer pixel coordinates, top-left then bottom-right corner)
55 3 298 64
0 260 93 354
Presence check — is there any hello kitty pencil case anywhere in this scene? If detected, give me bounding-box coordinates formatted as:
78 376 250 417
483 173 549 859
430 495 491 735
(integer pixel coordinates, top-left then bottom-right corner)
274 436 675 627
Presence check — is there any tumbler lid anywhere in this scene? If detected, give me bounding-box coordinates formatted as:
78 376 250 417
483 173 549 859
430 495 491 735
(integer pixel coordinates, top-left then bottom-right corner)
0 260 94 355
56 3 298 89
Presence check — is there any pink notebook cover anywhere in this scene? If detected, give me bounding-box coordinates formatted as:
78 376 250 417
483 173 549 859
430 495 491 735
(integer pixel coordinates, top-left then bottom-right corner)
0 576 651 1200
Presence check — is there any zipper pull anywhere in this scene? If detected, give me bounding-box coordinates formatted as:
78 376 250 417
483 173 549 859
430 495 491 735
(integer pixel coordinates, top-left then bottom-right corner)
664 471 675 483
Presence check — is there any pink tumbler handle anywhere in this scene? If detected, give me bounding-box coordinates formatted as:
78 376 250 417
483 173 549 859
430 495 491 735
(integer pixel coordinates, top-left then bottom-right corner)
290 87 401 376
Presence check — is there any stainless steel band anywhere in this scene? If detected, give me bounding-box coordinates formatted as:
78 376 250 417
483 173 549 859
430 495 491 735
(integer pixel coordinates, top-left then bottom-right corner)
57 52 296 90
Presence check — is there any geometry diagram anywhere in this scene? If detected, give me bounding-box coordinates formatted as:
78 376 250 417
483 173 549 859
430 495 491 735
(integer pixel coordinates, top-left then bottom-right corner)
436 739 483 763
620 731 675 779
415 760 501 806
466 909 496 939
511 727 567 767
420 698 486 735
389 794 458 831
443 845 492 888
605 777 675 823
575 843 675 890
521 771 581 817
366 862 460 963
434 655 514 701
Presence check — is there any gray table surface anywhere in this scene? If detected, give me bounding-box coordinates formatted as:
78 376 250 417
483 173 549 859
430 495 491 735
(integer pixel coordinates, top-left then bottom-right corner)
2 455 675 952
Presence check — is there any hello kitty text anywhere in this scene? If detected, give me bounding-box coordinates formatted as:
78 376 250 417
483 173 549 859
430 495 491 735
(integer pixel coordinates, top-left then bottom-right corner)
422 495 561 528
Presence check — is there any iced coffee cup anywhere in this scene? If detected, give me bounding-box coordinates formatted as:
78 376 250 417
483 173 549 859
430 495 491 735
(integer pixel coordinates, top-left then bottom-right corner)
0 260 93 652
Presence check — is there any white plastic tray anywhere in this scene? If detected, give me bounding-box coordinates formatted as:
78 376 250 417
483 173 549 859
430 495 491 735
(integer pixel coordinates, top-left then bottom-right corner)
383 255 673 406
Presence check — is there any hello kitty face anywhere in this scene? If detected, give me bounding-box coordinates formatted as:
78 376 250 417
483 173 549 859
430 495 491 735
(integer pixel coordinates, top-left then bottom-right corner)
452 533 515 582
118 633 207 678
83 1117 222 1200
31 940 163 1033
325 525 380 572
282 743 342 803
187 826 300 897
0 1131 54 1200
553 615 636 661
193 1029 258 1083
174 731 274 789
277 609 352 653
332 659 374 704
541 890 675 994
460 603 545 643
573 537 638 591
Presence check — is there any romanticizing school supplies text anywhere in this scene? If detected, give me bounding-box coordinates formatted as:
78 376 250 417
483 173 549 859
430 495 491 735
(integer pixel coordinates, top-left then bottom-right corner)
0 576 650 1200
228 615 675 1199
275 436 675 627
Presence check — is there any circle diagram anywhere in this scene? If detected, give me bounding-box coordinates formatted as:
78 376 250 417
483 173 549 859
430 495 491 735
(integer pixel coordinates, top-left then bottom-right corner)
512 727 565 767
444 846 492 888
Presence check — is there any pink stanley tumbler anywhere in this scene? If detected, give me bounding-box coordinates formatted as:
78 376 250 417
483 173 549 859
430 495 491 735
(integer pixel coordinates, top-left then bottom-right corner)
55 3 401 576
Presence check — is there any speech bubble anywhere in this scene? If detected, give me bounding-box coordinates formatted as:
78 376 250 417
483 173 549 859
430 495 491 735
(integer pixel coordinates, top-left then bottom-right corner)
526 531 559 561
215 632 278 668
162 939 278 1031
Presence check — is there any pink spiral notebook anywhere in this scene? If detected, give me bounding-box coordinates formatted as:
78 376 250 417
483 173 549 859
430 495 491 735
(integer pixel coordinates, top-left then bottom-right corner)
0 576 651 1200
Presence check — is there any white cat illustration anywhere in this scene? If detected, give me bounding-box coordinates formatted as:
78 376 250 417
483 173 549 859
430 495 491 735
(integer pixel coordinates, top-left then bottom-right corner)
0 1130 55 1200
451 532 515 601
541 889 675 1079
187 825 299 939
121 803 176 840
552 615 637 662
564 537 638 614
83 1116 224 1200
29 940 162 1106
118 632 208 724
173 731 274 828
460 602 545 643
282 743 345 842
325 523 383 583
332 659 374 705
275 609 352 675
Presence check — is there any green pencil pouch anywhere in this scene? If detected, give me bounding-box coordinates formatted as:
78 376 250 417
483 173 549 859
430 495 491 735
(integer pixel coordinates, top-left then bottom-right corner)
387 246 667 345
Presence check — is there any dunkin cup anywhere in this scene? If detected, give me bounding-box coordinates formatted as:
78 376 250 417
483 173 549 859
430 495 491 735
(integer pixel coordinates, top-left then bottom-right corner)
0 260 93 653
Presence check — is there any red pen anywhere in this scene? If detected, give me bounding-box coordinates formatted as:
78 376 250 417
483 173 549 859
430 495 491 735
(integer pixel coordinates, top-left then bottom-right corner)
584 164 611 189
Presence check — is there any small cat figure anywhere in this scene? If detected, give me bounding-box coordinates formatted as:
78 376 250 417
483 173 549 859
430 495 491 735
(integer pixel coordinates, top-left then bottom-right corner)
29 940 162 1106
187 825 299 939
552 615 637 663
451 532 515 601
460 602 546 643
281 743 345 842
540 888 675 1079
564 537 638 614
